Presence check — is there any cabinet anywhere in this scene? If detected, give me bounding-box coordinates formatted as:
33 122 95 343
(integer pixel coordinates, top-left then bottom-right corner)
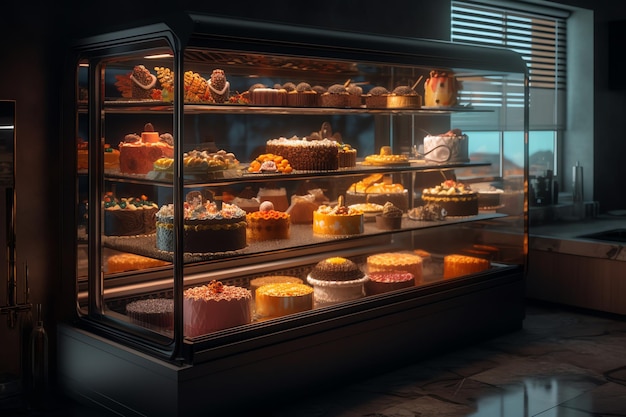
60 13 528 416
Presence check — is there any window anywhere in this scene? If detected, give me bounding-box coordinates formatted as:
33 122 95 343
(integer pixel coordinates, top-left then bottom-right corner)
451 0 568 177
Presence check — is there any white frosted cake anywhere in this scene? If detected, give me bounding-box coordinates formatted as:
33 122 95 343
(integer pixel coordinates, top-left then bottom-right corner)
424 129 469 163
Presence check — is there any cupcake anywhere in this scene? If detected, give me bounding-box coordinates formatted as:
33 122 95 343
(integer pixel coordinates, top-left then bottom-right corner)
375 202 403 230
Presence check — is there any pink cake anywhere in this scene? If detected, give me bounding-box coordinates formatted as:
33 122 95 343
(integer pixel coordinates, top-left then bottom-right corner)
183 281 252 337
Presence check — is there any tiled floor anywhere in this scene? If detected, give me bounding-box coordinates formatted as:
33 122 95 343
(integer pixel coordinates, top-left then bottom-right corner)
3 301 626 416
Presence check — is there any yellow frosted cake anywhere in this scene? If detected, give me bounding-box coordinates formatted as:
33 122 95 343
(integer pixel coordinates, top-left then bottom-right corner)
313 202 363 236
366 252 424 284
255 282 313 319
108 253 170 273
443 254 490 279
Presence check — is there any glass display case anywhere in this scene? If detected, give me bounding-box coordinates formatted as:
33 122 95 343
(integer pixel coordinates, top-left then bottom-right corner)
60 13 528 415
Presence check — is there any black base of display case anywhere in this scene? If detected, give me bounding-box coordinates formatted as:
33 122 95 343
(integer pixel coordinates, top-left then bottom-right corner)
58 269 524 416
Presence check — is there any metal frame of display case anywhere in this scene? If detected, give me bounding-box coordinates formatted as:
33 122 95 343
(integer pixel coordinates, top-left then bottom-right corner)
59 13 528 415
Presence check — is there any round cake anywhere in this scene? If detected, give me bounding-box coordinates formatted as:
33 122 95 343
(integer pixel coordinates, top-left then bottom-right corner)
386 85 422 108
346 174 409 212
366 252 424 284
266 136 339 171
348 203 384 222
365 271 415 295
126 298 174 332
153 149 240 179
246 201 290 241
421 180 478 217
312 202 363 236
249 275 304 297
119 124 174 175
249 86 287 106
443 254 490 279
363 146 410 166
375 202 403 230
156 192 247 254
320 84 350 108
364 86 390 108
424 69 458 107
306 257 369 305
255 282 314 319
423 129 469 163
183 281 252 337
103 194 158 236
286 82 319 107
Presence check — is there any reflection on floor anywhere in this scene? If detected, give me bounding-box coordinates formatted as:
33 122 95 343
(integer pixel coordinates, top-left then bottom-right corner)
3 301 626 416
272 301 626 417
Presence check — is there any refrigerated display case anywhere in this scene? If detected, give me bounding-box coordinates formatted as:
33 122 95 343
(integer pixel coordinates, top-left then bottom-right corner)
59 13 528 415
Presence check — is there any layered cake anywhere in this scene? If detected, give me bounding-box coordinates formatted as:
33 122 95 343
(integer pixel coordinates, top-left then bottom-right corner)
423 129 469 163
363 146 410 166
103 193 158 236
129 65 157 99
183 281 252 337
365 271 415 295
107 253 170 273
246 201 291 241
255 282 313 319
346 174 409 212
266 136 339 171
421 180 478 217
306 257 369 305
424 69 459 107
126 298 174 332
366 252 424 284
155 192 247 253
443 254 490 279
257 187 289 212
375 202 403 230
286 82 319 107
119 124 174 175
313 200 363 236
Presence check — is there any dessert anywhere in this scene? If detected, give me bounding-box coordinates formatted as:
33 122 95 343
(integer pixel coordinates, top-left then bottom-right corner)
249 84 287 106
408 203 447 221
347 203 383 222
320 83 350 107
247 153 293 174
303 122 357 168
129 65 157 99
119 124 174 175
421 180 478 217
386 82 422 108
266 136 339 171
257 187 289 212
475 185 505 209
306 257 369 305
313 198 363 236
246 201 291 241
365 271 415 295
255 282 313 319
286 82 319 107
363 146 410 166
346 174 409 212
155 192 247 253
423 129 469 163
443 254 490 279
183 280 252 337
366 252 424 284
126 298 174 332
77 139 119 171
346 83 363 107
208 69 230 103
286 190 328 224
249 275 304 297
375 202 403 230
107 253 170 273
153 149 240 179
103 193 158 236
364 86 390 108
424 70 459 107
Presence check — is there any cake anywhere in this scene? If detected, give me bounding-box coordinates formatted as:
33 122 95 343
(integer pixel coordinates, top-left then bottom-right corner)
443 254 490 279
119 124 174 175
77 140 120 171
365 271 415 295
153 149 240 179
107 253 170 273
407 203 447 221
155 192 247 253
246 201 291 241
364 86 390 108
312 199 363 236
302 122 357 168
257 187 289 212
208 69 230 103
423 129 469 163
103 193 158 236
475 185 505 209
347 203 383 222
363 146 410 166
375 202 403 230
265 136 339 171
366 252 424 284
287 82 319 107
345 83 363 107
386 84 422 108
346 174 409 212
421 180 478 217
183 281 252 337
337 143 357 168
424 70 459 107
249 275 304 297
286 193 323 224
306 257 369 305
255 282 313 319
129 65 157 99
126 298 174 331
249 85 287 106
320 83 350 107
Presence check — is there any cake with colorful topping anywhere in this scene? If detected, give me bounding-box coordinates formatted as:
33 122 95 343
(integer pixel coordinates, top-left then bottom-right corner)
119 123 174 175
421 180 478 216
255 282 313 319
183 280 252 337
103 193 158 236
313 198 363 236
155 191 247 253
246 201 290 241
306 257 369 305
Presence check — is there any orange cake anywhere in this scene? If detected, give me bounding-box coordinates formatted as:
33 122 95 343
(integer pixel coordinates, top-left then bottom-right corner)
424 69 459 107
421 180 478 217
346 173 409 212
77 140 120 171
443 254 490 279
255 282 313 319
126 298 173 332
313 201 363 236
183 281 252 337
249 275 304 297
366 252 424 284
365 271 415 295
306 257 369 305
119 124 174 175
246 201 290 241
107 253 169 273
